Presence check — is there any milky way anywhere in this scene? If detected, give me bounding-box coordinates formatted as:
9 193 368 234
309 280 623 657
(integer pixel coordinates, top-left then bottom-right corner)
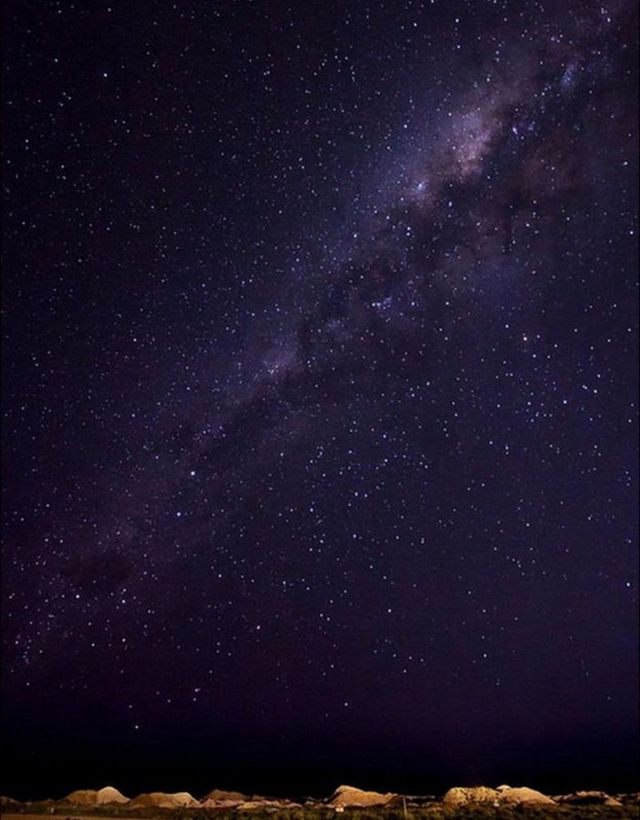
2 0 638 800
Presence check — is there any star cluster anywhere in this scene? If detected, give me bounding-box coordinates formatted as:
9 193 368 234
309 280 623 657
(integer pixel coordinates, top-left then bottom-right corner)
2 0 638 801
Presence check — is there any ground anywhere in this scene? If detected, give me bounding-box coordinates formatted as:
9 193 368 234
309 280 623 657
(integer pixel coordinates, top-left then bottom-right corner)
3 804 640 820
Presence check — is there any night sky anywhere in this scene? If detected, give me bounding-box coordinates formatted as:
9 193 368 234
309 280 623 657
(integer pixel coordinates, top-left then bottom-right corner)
2 0 638 802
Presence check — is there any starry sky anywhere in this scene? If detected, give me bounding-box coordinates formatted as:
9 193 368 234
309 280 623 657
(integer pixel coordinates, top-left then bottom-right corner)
2 0 638 802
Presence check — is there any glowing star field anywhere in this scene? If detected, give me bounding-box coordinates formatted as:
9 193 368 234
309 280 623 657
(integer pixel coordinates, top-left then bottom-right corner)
2 0 638 802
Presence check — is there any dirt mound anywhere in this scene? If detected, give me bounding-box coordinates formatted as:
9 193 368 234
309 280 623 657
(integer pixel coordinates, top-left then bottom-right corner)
0 797 21 809
62 787 129 806
129 792 199 808
443 786 499 806
238 799 302 810
498 786 555 805
444 785 555 807
201 789 248 803
327 785 397 808
557 790 622 806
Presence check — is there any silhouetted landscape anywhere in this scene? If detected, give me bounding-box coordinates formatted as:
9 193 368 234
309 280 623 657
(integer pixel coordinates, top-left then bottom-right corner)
2 784 639 819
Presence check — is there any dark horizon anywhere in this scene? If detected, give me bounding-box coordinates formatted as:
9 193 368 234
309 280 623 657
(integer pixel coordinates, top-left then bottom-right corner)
4 726 639 802
2 0 638 804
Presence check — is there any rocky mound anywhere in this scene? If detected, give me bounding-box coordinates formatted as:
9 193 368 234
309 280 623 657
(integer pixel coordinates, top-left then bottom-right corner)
129 792 199 808
444 785 555 806
201 789 248 803
497 786 555 805
237 799 302 810
62 787 129 806
200 792 303 811
200 798 244 809
327 785 398 808
618 793 640 804
556 790 623 806
0 797 20 809
443 786 500 806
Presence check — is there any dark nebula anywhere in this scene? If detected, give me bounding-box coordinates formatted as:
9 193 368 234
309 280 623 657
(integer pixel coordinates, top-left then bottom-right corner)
2 0 638 801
